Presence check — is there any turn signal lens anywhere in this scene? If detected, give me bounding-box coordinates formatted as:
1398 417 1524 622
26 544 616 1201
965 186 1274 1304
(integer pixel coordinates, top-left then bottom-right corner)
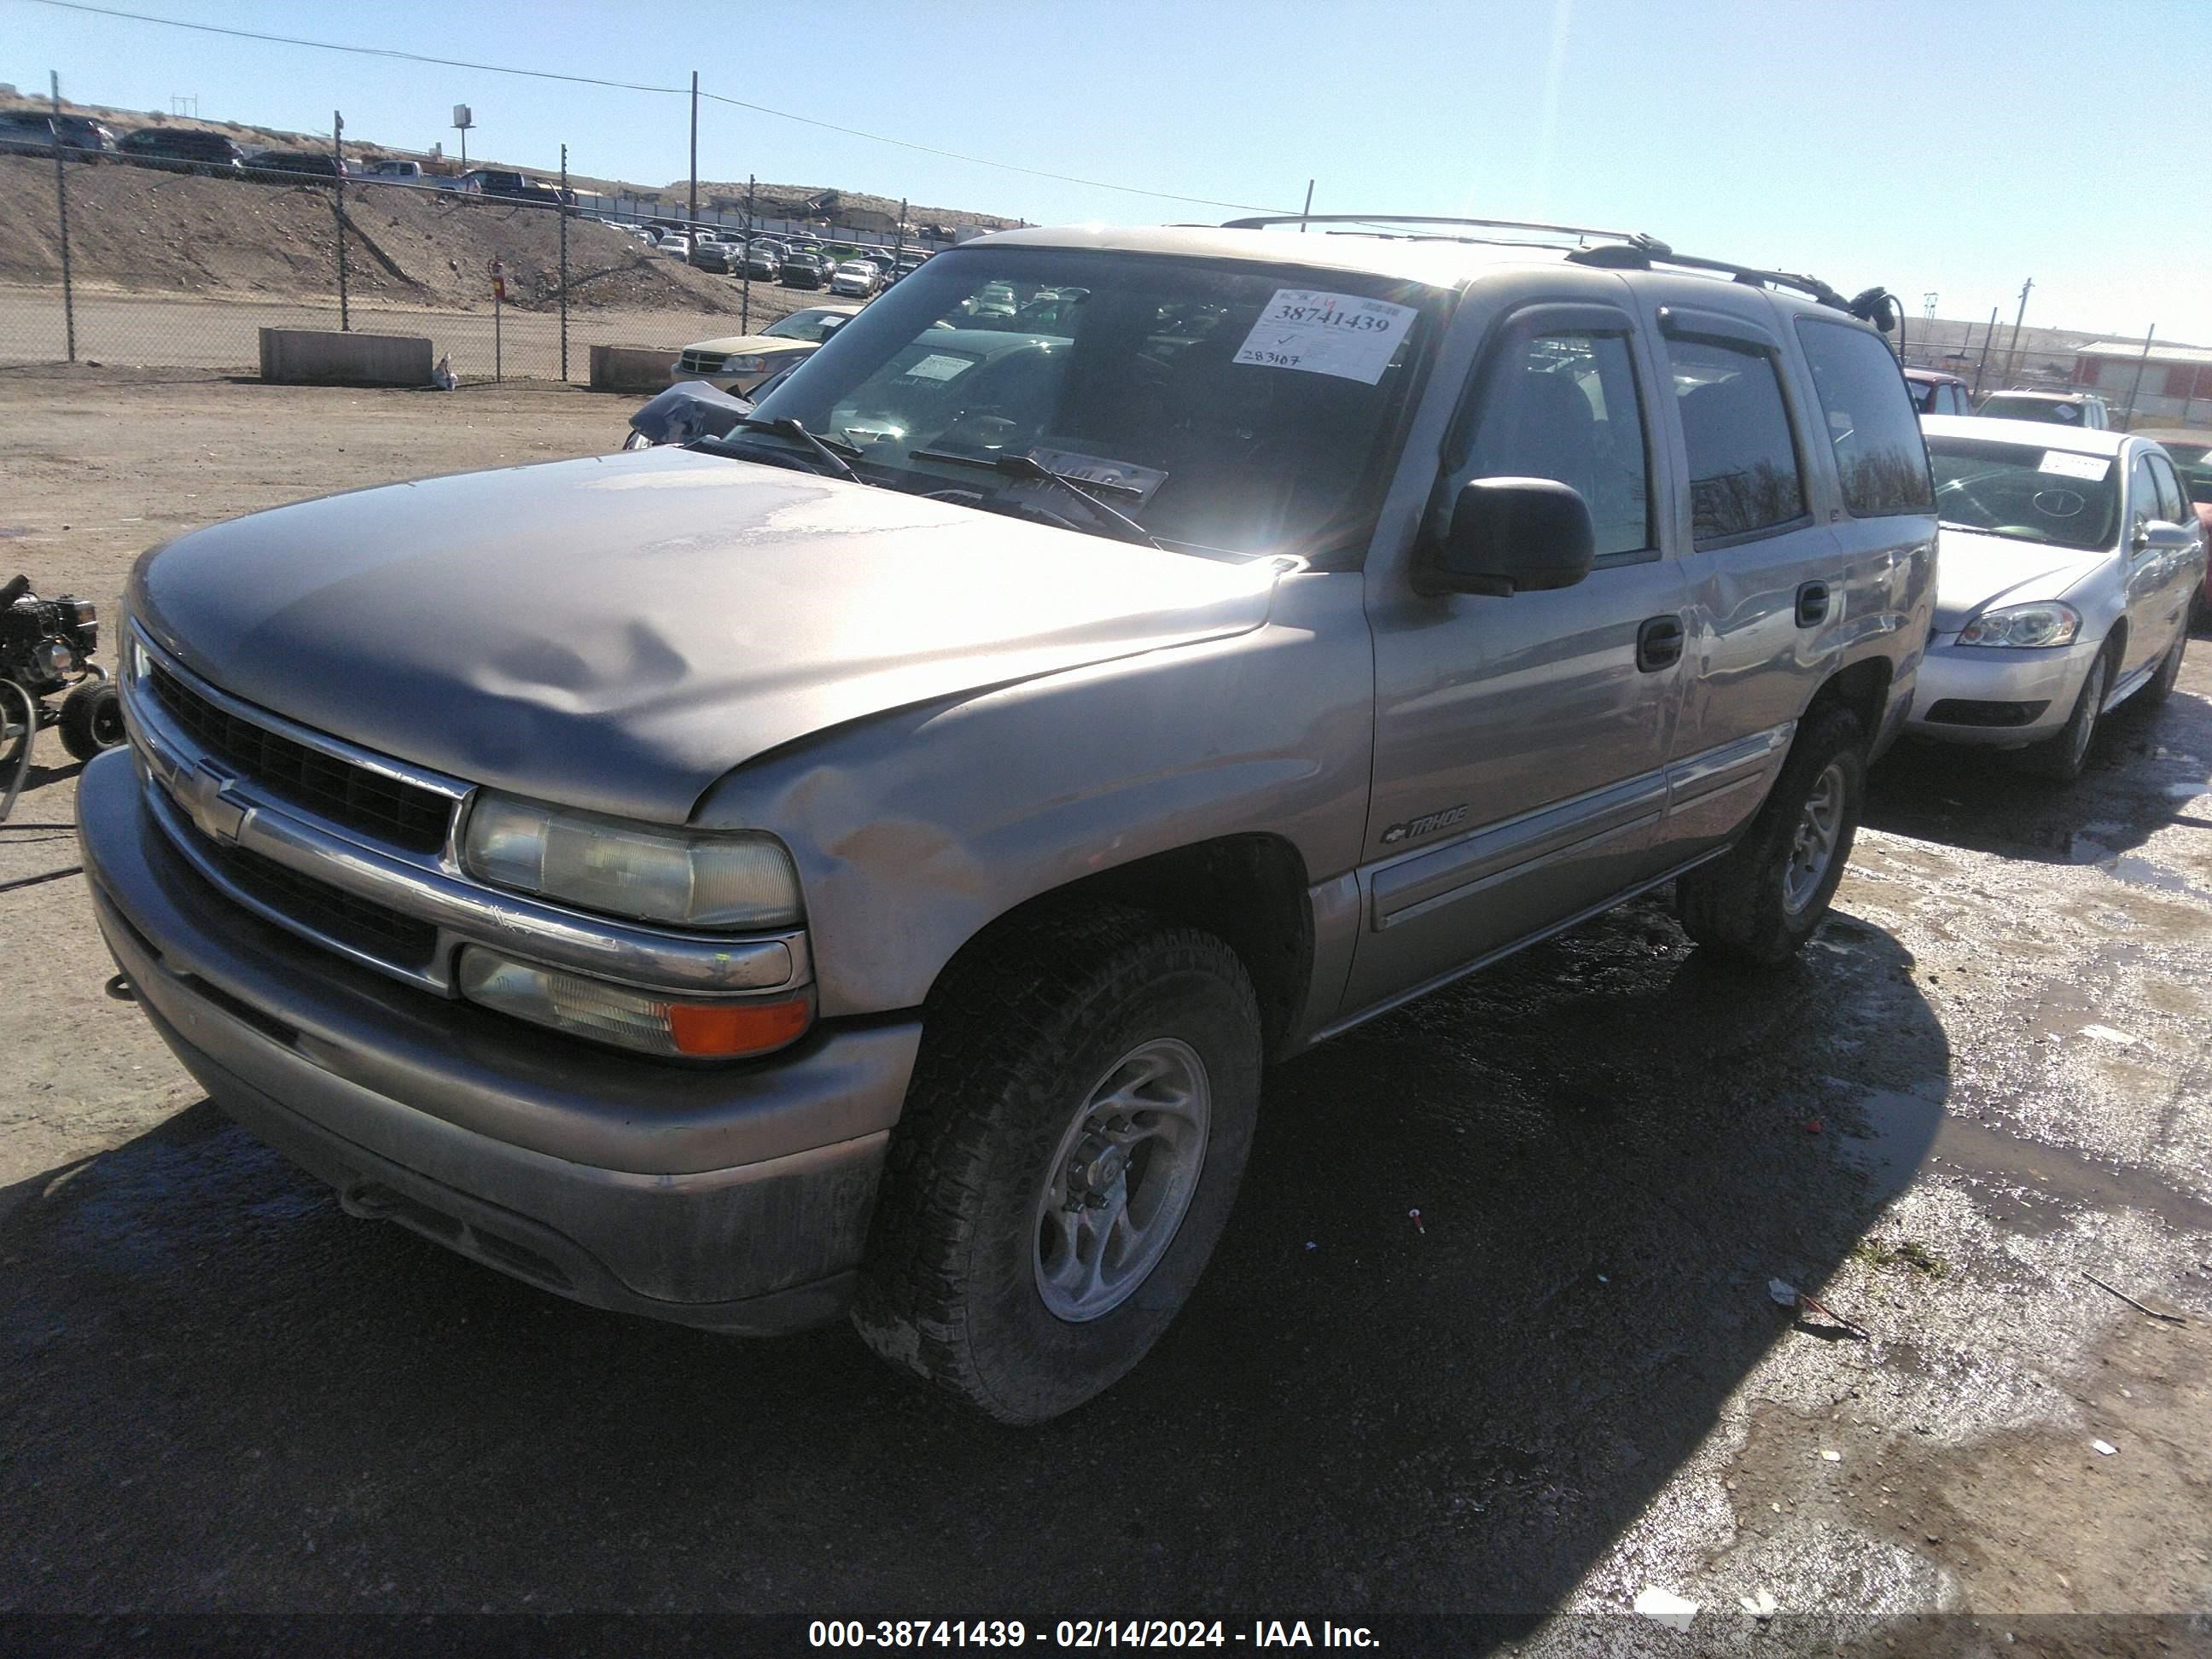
667 998 814 1057
457 946 812 1059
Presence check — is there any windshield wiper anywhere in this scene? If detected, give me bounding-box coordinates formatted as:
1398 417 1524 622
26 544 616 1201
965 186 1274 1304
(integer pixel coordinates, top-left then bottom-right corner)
721 416 863 481
910 449 1163 549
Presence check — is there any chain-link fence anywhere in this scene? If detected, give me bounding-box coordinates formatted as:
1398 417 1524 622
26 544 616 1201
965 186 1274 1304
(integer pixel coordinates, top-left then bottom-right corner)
0 136 912 384
1893 314 2208 429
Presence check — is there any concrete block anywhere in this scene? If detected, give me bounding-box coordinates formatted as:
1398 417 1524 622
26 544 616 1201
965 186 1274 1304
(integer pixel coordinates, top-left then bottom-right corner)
259 328 434 387
590 343 676 394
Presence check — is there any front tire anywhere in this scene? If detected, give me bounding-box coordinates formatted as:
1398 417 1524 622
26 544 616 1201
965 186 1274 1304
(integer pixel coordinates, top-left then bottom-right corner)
1677 706 1866 966
2021 644 2110 783
2133 626 2186 713
853 906 1262 1423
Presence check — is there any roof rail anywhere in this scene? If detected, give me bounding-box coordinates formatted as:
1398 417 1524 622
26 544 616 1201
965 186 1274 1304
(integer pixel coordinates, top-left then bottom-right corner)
1220 212 1664 248
1218 213 1899 330
1564 242 1892 323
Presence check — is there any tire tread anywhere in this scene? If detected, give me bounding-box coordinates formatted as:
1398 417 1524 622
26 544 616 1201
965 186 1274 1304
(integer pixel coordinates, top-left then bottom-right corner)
852 904 1257 1420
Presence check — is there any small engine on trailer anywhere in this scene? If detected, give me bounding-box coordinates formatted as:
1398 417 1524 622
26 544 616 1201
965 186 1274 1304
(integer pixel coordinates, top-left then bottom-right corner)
1 571 125 820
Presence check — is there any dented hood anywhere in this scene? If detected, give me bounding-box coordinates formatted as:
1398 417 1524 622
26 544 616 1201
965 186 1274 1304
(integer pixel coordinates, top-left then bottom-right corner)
131 447 1280 823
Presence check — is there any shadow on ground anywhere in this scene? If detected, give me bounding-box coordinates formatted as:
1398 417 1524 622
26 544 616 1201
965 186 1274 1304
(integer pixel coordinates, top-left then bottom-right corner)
0 894 1947 1626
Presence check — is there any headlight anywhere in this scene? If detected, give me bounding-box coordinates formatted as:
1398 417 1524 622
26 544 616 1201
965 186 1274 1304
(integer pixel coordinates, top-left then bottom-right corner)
462 793 801 930
722 355 768 374
1958 602 2081 649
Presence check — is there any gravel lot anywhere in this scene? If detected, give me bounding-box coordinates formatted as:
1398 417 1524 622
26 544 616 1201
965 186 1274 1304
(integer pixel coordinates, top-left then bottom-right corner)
2 370 2208 1650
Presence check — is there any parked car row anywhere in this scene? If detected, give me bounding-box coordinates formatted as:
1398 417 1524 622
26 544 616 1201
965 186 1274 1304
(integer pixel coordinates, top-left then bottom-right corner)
1903 371 2129 433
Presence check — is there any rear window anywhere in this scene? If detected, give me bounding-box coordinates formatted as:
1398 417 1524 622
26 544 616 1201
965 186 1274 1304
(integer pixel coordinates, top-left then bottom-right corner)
1981 394 2083 424
1795 320 1935 517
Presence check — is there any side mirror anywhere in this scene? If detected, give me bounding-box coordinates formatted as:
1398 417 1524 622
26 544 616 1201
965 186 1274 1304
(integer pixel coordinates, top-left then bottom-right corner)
2133 520 2199 555
1418 477 1597 597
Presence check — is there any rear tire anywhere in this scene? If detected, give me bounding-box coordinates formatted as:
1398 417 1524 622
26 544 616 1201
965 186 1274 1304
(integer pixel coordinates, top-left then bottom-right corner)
852 905 1262 1424
1677 706 1866 967
2021 645 2110 783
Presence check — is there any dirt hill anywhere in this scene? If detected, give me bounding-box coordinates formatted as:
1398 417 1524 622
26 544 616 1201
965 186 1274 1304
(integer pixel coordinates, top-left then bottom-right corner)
0 155 749 315
0 90 1023 236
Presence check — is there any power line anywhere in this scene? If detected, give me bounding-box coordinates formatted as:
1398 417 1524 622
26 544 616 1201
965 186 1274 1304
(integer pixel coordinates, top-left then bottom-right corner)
21 0 1290 214
20 0 689 95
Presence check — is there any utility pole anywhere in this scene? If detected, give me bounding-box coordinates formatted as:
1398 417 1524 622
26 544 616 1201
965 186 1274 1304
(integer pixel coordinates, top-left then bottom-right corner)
2122 323 2157 427
49 72 75 363
1971 305 1999 397
688 71 699 231
333 110 348 331
894 196 905 265
2001 277 2033 388
741 173 754 335
1301 178 1313 229
559 143 570 382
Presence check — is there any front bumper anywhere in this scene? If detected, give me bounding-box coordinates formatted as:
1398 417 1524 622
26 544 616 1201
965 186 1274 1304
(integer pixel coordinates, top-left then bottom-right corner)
79 749 922 1332
1902 632 2103 748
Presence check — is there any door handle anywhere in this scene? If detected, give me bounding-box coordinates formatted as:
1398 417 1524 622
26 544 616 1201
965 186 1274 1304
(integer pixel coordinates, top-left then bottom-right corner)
1636 614 1685 672
1796 581 1830 627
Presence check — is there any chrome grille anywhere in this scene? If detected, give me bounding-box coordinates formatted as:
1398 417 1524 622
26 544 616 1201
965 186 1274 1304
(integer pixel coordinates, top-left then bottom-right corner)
182 816 439 970
676 349 725 375
146 660 454 853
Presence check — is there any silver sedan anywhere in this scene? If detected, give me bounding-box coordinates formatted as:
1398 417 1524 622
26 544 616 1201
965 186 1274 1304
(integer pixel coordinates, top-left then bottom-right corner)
1909 416 2205 780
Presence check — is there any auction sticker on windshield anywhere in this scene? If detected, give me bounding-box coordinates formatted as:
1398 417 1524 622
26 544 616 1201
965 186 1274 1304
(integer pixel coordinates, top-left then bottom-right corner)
2039 451 2110 481
1233 289 1418 384
905 353 975 382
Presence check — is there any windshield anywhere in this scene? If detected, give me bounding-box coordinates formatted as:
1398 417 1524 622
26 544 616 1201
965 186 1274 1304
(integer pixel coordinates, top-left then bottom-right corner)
748 246 1435 558
1927 436 2120 551
764 310 844 342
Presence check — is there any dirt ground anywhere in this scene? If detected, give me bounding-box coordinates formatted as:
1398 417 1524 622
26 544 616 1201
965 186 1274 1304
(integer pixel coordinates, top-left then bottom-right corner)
1 369 2207 1649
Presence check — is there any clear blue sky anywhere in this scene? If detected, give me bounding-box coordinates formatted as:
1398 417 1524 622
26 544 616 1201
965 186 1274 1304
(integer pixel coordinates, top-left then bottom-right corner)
9 0 2210 340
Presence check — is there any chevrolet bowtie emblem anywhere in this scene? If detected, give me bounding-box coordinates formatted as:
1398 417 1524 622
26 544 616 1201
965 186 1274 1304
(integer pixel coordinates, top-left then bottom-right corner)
178 762 250 846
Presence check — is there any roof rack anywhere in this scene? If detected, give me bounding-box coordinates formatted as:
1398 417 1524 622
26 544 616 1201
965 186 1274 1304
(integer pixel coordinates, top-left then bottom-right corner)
1220 212 1665 249
1563 242 1898 327
1218 213 1898 330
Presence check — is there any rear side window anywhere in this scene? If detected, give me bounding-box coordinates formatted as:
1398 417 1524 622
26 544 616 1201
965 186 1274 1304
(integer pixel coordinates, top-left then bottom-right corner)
1462 330 1651 557
1663 336 1807 542
1795 320 1936 517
